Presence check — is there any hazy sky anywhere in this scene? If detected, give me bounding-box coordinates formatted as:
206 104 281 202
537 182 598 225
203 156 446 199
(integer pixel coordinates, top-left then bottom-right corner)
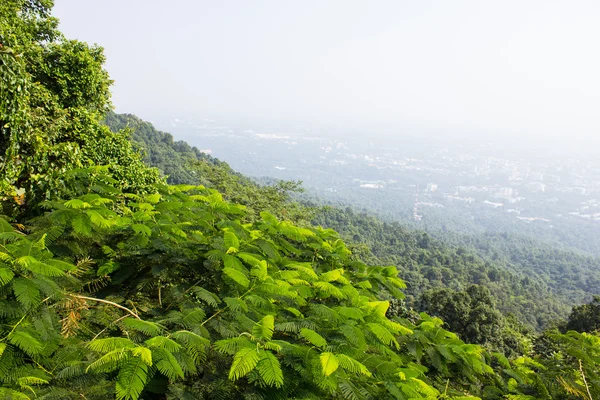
53 1 600 147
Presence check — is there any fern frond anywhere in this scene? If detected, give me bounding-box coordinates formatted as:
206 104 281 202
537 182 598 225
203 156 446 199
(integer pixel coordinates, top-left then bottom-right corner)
299 328 327 349
366 323 399 350
192 287 221 307
252 315 275 341
145 336 182 352
223 267 250 288
257 351 284 388
115 357 150 400
88 337 136 353
337 354 372 377
121 318 162 336
154 348 185 380
320 352 339 377
9 330 43 356
228 347 261 381
214 337 254 355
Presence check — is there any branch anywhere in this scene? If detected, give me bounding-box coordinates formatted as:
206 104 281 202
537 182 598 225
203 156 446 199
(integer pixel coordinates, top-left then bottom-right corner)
579 359 593 400
72 294 141 320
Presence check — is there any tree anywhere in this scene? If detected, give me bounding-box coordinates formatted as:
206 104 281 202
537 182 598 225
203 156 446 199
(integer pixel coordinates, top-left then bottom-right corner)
0 0 160 216
566 296 600 333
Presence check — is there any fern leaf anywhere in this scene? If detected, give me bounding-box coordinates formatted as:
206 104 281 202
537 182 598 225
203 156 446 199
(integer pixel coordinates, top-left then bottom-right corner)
131 224 152 237
12 278 40 308
181 308 206 328
9 330 43 356
88 337 136 353
228 347 261 381
115 357 149 400
250 260 268 281
172 330 209 363
223 297 248 312
224 231 240 252
367 323 400 350
313 281 345 299
285 262 318 280
131 347 153 366
64 199 91 209
299 328 327 348
223 268 250 288
257 351 284 387
337 354 372 377
85 210 114 229
0 267 15 285
72 214 92 236
15 256 65 277
252 315 275 341
0 388 30 400
214 337 254 355
145 336 182 352
319 269 345 283
17 376 49 387
320 352 339 376
121 318 162 336
155 349 185 380
192 287 221 307
87 349 129 373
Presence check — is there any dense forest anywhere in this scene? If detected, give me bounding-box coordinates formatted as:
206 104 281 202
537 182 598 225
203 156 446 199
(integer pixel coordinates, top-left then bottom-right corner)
1 1 600 399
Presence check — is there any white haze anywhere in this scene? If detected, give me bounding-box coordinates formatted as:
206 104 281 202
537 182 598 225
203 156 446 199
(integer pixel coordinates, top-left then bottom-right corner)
53 0 600 152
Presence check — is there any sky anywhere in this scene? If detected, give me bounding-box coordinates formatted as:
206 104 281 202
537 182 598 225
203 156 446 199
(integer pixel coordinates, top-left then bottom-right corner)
53 1 600 149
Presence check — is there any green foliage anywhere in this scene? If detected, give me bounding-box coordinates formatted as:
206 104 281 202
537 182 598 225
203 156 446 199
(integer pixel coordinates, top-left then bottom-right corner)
0 1 161 216
314 206 598 332
2 2 600 399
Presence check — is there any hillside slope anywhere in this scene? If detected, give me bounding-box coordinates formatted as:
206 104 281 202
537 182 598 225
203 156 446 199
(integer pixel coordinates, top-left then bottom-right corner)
105 113 600 332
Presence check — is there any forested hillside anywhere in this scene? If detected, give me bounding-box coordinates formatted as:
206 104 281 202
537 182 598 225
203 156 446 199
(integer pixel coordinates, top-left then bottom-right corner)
103 113 600 332
1 1 600 399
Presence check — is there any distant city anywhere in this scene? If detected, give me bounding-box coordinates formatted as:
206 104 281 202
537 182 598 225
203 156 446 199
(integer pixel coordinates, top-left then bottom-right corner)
153 115 600 254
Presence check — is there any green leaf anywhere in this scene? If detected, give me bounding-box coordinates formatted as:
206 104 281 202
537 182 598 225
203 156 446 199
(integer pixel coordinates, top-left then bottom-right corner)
228 347 261 381
16 256 66 277
89 337 136 353
72 214 92 236
257 351 284 387
367 323 399 349
85 210 113 228
131 346 153 366
300 328 327 348
0 267 15 285
252 315 275 341
224 297 248 312
320 352 339 376
320 268 345 282
313 281 345 299
337 354 372 377
145 336 182 352
131 224 152 237
223 267 250 288
9 330 43 356
121 318 162 336
224 231 239 251
155 349 185 380
214 337 254 355
12 278 40 308
192 287 221 307
64 199 91 209
115 357 149 400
